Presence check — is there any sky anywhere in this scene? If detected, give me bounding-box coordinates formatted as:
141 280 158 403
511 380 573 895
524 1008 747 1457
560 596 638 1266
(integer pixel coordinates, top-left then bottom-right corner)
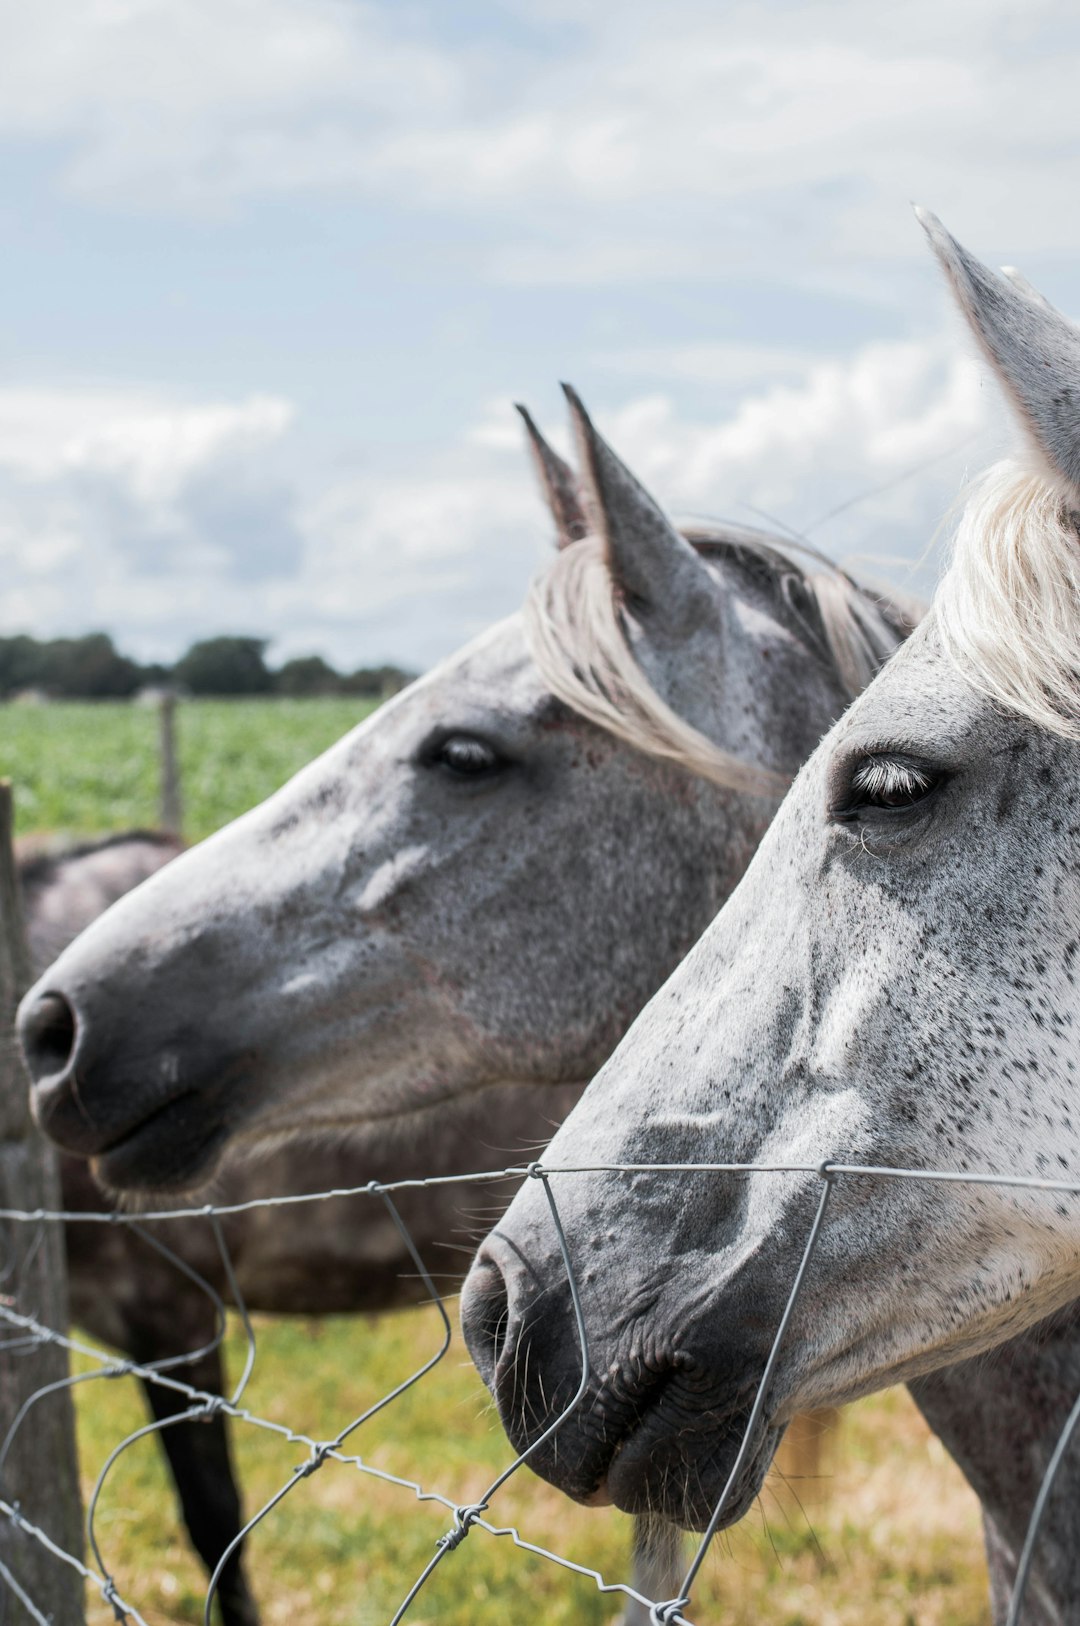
2 0 1080 671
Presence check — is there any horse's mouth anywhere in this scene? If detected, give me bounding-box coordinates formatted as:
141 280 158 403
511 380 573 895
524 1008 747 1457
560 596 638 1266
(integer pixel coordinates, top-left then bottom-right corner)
525 1371 776 1531
29 1045 259 1194
31 1074 228 1194
88 1088 229 1194
600 1401 777 1530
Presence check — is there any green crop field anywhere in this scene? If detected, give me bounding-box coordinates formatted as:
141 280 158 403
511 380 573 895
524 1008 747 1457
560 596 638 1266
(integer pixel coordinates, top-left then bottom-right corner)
0 697 376 842
4 697 990 1625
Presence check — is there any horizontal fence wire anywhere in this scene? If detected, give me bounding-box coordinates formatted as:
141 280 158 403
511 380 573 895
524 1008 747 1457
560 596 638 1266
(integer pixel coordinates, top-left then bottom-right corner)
0 1158 1076 1626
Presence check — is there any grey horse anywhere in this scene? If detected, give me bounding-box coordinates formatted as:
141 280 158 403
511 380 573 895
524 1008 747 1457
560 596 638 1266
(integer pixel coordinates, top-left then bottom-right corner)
460 219 1080 1623
20 388 1067 1618
12 402 905 1618
19 834 584 1626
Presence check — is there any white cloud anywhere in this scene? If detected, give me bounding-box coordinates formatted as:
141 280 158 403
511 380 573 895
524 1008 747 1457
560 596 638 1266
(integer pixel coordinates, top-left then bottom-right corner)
0 336 1014 669
0 385 298 610
3 0 1080 287
0 0 460 209
0 388 292 495
584 337 1004 598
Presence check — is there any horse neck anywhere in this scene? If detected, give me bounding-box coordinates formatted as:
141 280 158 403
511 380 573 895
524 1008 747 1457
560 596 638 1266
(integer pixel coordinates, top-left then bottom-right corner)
910 1317 1080 1626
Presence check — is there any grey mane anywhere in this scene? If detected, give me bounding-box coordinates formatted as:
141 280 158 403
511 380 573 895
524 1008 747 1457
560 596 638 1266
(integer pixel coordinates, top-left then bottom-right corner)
526 515 923 799
679 519 923 699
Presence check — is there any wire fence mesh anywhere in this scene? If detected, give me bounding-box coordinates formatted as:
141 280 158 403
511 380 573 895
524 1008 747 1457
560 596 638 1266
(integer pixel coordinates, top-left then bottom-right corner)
0 1158 1076 1626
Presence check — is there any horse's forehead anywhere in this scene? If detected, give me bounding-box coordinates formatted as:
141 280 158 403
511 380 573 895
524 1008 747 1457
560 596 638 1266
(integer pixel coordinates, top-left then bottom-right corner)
409 613 544 712
831 613 985 750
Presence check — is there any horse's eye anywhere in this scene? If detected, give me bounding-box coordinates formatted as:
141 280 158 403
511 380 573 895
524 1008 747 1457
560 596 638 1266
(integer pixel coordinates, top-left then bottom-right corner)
434 735 502 777
835 754 941 818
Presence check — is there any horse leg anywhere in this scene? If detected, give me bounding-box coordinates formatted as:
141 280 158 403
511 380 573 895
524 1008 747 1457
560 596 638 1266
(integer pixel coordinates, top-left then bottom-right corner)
140 1345 259 1626
617 1514 685 1626
60 1158 258 1624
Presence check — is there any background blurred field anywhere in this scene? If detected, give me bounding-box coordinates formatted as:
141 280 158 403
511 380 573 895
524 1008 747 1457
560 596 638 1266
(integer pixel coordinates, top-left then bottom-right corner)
0 697 375 842
3 698 990 1624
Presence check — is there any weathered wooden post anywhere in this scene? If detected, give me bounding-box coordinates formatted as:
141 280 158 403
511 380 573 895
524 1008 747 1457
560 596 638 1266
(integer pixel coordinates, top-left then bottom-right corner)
159 691 183 838
0 781 84 1623
769 1404 840 1513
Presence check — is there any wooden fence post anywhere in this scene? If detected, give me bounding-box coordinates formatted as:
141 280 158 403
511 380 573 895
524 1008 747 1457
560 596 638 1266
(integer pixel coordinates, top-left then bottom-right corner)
0 781 84 1624
159 692 183 838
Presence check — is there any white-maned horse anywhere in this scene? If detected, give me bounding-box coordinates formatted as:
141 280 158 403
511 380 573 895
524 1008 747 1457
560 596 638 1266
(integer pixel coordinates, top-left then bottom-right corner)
461 217 1080 1624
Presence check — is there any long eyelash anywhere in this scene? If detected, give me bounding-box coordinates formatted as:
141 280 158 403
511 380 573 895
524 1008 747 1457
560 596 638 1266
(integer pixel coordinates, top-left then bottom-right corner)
850 756 933 800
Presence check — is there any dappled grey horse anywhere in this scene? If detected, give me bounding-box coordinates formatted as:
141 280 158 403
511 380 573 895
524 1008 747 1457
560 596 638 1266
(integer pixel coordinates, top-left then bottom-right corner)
20 833 583 1626
13 400 909 1616
20 385 1073 1618
461 221 1080 1623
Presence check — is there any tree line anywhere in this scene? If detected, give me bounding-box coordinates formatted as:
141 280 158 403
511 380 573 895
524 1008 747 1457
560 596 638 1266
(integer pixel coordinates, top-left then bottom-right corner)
0 633 414 700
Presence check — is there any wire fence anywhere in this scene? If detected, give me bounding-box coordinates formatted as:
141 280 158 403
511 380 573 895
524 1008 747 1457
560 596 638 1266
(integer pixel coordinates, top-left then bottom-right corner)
0 1157 1077 1626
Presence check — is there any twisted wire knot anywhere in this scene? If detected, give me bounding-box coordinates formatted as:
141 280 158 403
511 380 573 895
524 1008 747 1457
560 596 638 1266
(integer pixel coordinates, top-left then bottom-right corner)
106 1361 134 1380
200 1394 228 1419
101 1578 129 1621
293 1442 331 1480
525 1161 546 1180
437 1503 485 1552
650 1597 691 1624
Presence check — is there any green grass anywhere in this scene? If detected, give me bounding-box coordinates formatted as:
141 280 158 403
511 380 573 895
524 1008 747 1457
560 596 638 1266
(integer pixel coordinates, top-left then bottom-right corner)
0 697 376 843
72 1313 990 1626
3 697 992 1624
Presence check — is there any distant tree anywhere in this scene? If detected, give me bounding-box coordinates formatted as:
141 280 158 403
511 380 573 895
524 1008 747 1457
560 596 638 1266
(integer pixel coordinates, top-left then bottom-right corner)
0 636 47 697
340 664 414 698
43 634 142 698
0 633 141 698
174 637 272 696
275 655 342 697
0 631 416 703
138 661 174 690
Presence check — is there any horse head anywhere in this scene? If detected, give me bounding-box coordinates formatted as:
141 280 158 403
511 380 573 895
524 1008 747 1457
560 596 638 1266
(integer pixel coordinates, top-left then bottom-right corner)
19 392 904 1194
461 214 1080 1532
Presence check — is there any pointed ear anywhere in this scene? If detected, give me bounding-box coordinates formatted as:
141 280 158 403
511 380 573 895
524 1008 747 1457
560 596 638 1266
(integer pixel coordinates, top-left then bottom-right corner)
560 383 717 632
917 208 1080 491
515 404 588 549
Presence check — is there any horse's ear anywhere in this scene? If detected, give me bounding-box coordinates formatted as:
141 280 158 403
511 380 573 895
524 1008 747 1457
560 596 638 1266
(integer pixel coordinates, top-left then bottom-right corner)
515 404 588 550
560 382 717 631
918 208 1080 492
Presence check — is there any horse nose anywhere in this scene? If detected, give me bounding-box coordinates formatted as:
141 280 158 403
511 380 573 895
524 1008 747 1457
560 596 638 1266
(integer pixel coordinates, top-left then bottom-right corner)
460 1246 513 1389
16 986 102 1153
18 989 78 1085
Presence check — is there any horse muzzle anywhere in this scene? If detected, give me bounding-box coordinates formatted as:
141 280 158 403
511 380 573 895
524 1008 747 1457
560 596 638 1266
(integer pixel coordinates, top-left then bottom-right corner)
461 1235 779 1529
18 977 246 1192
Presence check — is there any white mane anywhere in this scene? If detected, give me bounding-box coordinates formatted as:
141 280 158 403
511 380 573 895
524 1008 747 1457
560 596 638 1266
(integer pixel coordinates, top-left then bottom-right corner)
524 528 914 797
938 460 1080 740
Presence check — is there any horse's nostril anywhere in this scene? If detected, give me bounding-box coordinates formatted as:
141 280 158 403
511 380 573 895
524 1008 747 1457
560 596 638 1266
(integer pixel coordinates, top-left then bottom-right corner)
461 1255 512 1386
18 991 78 1082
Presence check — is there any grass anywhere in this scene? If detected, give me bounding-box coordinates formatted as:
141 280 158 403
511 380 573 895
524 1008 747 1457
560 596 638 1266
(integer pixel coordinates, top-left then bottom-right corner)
71 1311 990 1626
0 697 375 843
4 697 992 1624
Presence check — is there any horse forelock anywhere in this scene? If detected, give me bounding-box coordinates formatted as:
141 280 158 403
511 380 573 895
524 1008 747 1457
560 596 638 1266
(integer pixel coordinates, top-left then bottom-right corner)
938 458 1080 741
523 524 915 797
